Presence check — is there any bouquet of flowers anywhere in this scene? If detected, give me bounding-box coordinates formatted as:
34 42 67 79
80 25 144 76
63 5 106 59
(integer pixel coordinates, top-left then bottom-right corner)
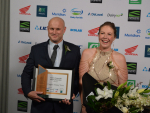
87 81 150 113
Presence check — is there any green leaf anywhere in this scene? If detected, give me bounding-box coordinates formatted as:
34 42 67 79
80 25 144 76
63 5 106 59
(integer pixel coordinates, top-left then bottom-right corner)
95 88 98 96
140 94 150 97
117 82 124 90
129 107 138 112
143 89 150 93
130 108 141 113
120 88 126 96
112 90 116 98
107 81 111 90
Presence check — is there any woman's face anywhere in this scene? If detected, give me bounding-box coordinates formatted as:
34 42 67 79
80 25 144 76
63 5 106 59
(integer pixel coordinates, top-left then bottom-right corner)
98 25 116 51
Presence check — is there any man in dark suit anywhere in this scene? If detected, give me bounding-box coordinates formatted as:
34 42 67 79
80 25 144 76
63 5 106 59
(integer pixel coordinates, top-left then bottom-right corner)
21 17 81 113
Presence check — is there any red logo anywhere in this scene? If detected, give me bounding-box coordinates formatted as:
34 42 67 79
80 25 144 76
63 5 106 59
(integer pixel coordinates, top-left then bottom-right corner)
125 45 138 56
19 5 31 15
18 88 24 94
88 27 99 36
19 54 29 63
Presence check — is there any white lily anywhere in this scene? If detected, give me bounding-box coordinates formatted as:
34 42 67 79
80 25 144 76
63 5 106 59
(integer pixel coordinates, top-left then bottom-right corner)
128 87 138 98
95 86 113 101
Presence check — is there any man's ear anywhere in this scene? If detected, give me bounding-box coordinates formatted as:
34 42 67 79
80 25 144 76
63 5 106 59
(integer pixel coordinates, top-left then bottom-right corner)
64 27 66 34
47 26 48 31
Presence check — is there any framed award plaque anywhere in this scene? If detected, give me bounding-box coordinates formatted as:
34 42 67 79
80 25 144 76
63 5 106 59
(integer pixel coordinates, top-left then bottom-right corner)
32 65 75 102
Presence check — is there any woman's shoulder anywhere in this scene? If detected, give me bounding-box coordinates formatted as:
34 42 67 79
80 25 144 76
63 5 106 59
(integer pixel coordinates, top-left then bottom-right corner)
81 48 97 61
112 51 126 64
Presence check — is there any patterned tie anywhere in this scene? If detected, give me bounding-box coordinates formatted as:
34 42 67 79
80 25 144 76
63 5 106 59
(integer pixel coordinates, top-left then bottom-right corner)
51 45 59 66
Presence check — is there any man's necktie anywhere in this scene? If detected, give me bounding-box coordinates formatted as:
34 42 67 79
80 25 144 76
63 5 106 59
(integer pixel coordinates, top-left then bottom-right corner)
51 45 59 66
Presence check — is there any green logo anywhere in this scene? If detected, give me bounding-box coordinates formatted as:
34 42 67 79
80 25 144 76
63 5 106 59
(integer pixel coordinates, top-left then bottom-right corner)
39 8 45 12
147 48 150 52
129 0 142 4
20 21 30 32
127 80 136 89
128 10 141 22
88 42 100 48
127 63 136 70
129 11 140 17
17 100 27 112
20 22 30 28
126 62 137 74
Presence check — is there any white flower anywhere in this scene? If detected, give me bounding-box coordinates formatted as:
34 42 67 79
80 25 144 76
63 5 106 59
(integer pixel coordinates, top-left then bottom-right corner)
121 107 128 113
95 86 113 101
67 46 71 51
128 87 138 98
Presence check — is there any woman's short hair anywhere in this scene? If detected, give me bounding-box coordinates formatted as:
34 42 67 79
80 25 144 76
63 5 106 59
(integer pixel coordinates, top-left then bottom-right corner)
98 21 117 37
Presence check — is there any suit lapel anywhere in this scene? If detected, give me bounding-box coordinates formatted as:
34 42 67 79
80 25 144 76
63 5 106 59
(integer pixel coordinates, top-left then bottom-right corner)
43 40 53 67
59 41 66 67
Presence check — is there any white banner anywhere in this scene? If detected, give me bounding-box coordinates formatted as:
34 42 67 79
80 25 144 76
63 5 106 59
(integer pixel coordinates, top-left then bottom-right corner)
9 0 150 113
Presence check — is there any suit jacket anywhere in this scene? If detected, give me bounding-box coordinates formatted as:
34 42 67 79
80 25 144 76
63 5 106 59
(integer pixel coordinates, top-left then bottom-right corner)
21 40 81 113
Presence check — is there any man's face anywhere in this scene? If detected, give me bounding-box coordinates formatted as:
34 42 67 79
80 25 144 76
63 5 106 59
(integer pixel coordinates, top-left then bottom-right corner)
47 19 66 44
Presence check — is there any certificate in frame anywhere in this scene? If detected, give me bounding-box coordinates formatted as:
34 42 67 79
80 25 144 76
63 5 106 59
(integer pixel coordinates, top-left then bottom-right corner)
32 65 74 102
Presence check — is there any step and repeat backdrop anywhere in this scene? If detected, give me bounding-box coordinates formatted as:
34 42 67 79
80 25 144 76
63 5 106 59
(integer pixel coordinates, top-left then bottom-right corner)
9 0 150 113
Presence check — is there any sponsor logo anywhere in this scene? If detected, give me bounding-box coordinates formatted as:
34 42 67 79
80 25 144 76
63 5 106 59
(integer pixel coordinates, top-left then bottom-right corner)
78 45 83 49
142 85 150 88
52 9 66 16
145 28 150 39
17 74 21 77
88 27 99 36
116 27 120 39
19 5 31 15
125 45 138 56
129 0 142 4
124 29 141 37
19 54 29 63
36 5 47 17
126 62 137 74
20 21 30 32
113 48 119 51
127 80 136 89
107 13 123 18
143 67 150 72
128 10 141 22
90 0 102 3
70 8 83 19
35 25 47 30
18 88 24 94
145 45 150 57
18 40 31 44
88 13 103 16
88 42 100 48
70 29 82 32
146 13 150 17
17 100 28 112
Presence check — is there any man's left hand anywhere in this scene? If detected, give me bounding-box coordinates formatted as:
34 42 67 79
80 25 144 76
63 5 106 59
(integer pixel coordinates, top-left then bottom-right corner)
59 94 75 105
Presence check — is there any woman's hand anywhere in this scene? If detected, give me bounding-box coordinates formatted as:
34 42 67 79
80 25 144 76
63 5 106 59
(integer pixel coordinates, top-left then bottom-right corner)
81 106 87 113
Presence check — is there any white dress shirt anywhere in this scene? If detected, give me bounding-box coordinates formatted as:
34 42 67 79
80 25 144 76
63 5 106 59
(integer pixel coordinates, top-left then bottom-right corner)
48 40 63 67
